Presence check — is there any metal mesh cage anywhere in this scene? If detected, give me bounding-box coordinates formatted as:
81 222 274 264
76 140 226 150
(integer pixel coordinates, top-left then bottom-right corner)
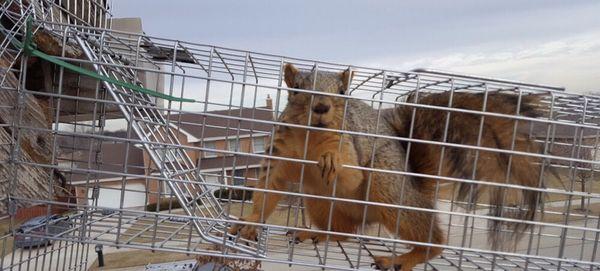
1 1 600 270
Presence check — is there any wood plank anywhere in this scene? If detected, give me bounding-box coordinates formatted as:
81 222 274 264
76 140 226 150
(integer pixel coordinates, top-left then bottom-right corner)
0 56 66 213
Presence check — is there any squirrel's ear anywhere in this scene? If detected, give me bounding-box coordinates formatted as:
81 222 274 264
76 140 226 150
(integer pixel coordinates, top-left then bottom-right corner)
339 68 354 93
284 63 299 88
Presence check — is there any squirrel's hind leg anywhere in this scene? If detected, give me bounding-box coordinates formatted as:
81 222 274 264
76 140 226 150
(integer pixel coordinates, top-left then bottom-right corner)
288 198 359 244
372 209 444 271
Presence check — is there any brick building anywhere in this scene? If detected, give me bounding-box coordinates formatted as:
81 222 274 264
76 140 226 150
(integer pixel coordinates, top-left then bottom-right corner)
62 98 274 209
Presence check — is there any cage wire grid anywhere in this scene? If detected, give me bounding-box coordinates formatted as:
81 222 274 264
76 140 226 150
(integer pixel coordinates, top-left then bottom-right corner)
1 1 600 270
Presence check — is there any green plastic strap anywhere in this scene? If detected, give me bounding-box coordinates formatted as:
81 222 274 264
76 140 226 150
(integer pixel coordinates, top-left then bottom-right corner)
20 17 195 103
23 16 33 56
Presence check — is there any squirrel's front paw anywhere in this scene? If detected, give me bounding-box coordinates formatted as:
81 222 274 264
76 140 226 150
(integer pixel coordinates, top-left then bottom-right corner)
318 152 341 184
228 217 260 241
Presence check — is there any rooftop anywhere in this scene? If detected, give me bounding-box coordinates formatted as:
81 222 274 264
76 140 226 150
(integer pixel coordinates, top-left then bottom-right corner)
167 106 274 142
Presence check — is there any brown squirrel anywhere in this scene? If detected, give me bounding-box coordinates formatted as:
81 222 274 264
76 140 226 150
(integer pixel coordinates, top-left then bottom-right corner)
228 64 546 270
229 64 444 270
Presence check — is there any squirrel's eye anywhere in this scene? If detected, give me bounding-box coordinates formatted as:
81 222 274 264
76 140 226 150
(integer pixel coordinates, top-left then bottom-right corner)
339 88 345 95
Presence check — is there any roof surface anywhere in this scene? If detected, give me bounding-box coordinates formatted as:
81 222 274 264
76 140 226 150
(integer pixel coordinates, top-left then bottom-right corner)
167 107 274 141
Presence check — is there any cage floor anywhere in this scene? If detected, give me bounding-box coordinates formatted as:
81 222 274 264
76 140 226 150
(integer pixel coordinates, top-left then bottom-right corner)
5 205 600 271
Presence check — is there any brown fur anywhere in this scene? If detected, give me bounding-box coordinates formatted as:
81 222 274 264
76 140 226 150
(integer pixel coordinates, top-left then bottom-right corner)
386 91 545 250
229 64 444 270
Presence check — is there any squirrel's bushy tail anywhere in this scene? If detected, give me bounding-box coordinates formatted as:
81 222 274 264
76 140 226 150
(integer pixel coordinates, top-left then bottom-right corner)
386 91 547 251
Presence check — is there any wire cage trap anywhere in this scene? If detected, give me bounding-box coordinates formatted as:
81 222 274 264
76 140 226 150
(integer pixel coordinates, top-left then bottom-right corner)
1 1 600 270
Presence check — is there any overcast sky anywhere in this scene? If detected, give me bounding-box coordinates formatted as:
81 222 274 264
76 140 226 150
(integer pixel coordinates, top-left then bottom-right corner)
112 1 600 93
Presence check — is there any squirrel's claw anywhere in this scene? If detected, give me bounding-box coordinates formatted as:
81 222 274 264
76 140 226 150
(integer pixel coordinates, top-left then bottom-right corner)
318 152 340 185
227 217 261 242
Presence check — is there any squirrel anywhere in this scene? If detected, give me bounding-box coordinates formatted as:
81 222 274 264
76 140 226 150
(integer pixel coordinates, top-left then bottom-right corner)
228 64 546 270
229 63 444 271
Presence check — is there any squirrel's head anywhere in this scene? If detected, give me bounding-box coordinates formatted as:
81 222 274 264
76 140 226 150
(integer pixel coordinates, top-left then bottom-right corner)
283 63 353 128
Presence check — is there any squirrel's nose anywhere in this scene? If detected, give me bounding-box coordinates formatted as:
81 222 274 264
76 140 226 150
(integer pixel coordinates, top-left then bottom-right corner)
312 103 330 114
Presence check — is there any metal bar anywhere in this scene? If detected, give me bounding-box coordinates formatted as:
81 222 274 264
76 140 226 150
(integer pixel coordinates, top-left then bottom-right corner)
411 68 566 91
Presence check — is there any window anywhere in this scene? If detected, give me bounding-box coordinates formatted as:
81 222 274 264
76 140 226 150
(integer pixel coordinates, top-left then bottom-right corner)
202 174 221 191
253 137 265 153
162 180 172 196
228 138 239 153
204 174 220 184
203 141 217 158
233 169 246 186
156 147 177 163
58 160 73 169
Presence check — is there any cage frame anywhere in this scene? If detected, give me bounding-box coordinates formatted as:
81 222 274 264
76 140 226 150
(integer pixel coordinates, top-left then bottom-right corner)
1 1 600 270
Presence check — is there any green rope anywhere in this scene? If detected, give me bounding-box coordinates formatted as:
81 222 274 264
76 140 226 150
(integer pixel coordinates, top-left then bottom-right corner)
19 17 195 103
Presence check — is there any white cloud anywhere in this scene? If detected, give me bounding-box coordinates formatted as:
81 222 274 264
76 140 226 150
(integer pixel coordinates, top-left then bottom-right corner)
364 31 600 93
